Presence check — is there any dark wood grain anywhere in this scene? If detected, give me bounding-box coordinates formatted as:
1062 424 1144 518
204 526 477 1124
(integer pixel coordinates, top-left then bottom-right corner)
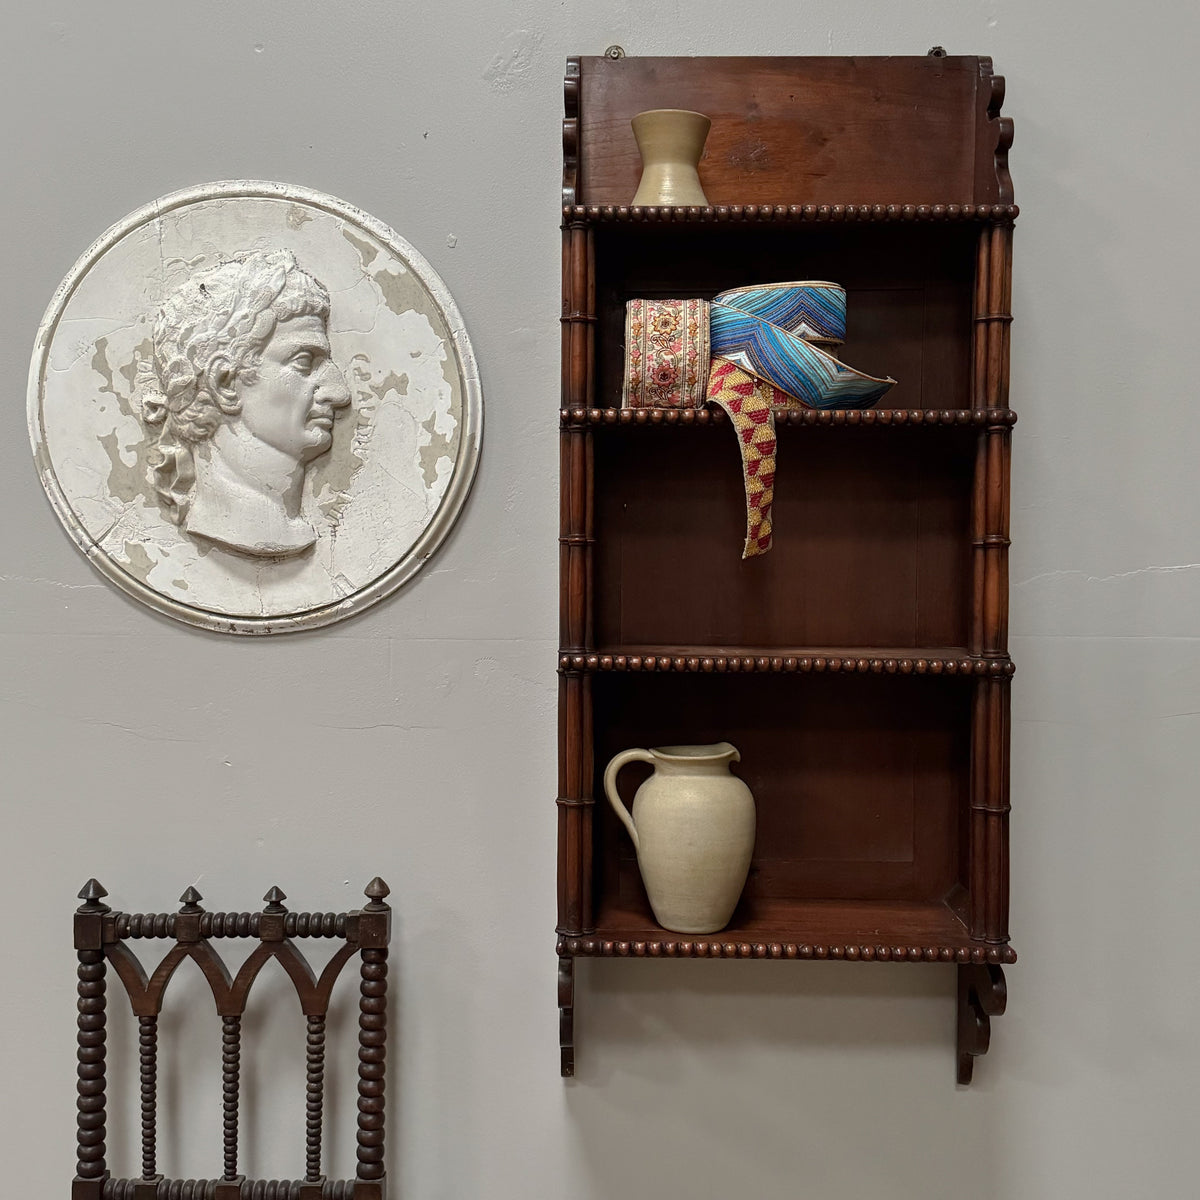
593 423 974 648
573 56 1010 206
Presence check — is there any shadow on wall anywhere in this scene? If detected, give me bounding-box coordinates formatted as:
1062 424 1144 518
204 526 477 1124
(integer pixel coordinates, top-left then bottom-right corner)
565 959 1003 1200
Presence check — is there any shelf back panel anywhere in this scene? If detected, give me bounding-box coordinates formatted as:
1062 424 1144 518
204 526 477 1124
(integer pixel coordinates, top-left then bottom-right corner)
574 55 1008 206
595 224 975 413
592 673 969 913
593 424 973 649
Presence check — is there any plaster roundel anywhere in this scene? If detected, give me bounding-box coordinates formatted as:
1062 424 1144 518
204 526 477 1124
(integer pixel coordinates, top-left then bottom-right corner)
28 181 483 634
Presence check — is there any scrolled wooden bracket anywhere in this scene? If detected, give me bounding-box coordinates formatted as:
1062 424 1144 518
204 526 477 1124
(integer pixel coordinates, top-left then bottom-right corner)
562 58 581 206
957 962 1007 1084
559 956 575 1077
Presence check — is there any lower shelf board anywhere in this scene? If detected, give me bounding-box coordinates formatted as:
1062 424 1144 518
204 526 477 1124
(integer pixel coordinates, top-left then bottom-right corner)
557 898 1016 963
555 901 1014 1083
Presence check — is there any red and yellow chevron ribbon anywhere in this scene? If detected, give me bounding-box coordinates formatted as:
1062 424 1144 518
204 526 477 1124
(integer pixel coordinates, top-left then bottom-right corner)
705 356 797 558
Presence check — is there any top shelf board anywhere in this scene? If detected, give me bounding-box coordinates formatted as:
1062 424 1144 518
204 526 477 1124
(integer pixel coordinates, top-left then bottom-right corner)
563 203 1019 225
565 55 1014 207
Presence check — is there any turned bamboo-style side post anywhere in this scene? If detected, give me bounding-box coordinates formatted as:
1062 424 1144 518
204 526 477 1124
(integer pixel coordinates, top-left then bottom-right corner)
355 879 391 1195
968 220 1014 944
74 880 110 1200
558 209 597 944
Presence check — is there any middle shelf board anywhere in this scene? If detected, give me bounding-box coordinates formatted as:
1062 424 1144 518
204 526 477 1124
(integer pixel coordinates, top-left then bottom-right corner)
559 649 1014 676
561 407 1018 428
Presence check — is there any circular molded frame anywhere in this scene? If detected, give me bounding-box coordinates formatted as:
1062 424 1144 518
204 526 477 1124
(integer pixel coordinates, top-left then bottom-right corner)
28 181 483 634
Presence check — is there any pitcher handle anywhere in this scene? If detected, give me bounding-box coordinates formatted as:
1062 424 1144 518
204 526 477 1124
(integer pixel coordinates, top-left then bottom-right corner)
603 748 655 852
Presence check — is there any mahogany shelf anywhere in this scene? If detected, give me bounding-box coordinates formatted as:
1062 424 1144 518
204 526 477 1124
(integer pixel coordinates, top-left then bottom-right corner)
557 53 1016 1085
563 203 1020 224
561 407 1018 428
558 896 1017 964
559 649 1015 676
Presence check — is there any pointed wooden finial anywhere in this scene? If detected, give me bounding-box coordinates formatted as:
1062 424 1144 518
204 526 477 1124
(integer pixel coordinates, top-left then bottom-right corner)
77 878 110 913
179 887 204 912
364 877 390 909
263 886 288 913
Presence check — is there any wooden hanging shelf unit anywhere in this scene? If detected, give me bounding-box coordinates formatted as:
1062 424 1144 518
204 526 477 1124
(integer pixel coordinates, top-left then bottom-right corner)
557 52 1016 1085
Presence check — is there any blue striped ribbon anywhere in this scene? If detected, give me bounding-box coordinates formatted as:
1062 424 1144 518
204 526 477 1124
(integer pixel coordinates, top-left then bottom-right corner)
709 302 894 409
714 281 846 345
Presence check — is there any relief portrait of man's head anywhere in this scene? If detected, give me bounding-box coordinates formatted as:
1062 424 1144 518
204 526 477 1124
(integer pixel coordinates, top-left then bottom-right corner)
137 250 351 557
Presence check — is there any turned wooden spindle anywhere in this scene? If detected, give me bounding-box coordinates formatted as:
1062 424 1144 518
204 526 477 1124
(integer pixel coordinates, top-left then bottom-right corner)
355 879 391 1184
304 1015 326 1182
220 1016 242 1181
75 879 110 1196
138 1015 158 1180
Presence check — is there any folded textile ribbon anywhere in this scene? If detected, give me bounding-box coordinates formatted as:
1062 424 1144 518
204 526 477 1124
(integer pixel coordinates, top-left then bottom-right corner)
709 302 894 409
713 280 846 347
622 298 710 408
620 285 897 558
706 358 795 557
705 284 896 558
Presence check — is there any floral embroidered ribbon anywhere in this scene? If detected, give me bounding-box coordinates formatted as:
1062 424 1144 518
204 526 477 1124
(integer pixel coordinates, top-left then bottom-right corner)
622 298 710 408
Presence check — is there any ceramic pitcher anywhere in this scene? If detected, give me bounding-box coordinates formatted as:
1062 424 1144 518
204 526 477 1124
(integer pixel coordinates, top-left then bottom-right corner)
604 742 755 934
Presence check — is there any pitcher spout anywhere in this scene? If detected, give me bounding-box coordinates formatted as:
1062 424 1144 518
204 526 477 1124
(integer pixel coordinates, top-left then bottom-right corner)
650 742 741 771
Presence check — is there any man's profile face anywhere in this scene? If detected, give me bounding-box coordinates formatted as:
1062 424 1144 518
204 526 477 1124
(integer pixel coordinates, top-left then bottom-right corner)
234 313 350 464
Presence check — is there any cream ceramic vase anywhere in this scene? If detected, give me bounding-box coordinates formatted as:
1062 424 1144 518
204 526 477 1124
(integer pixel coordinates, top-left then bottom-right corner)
604 742 756 934
630 109 711 206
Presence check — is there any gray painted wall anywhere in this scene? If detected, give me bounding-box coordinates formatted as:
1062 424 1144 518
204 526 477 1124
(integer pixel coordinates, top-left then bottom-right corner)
3 2 1198 1196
